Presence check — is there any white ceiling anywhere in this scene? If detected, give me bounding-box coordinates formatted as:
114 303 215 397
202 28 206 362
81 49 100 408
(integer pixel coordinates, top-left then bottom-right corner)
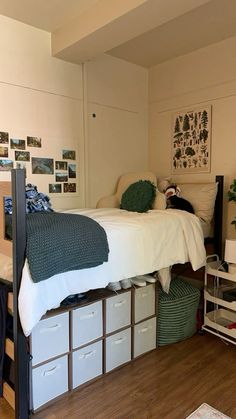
0 0 100 32
108 0 236 67
1 0 236 67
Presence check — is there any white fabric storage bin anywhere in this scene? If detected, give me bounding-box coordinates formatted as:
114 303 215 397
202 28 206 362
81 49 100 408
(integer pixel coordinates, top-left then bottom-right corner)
134 284 155 323
72 340 103 388
105 327 131 372
31 312 69 366
72 301 103 349
133 317 156 358
31 354 68 410
106 291 131 334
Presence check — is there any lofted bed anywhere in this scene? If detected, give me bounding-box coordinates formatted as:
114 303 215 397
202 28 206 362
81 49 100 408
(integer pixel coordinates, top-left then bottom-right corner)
0 170 223 418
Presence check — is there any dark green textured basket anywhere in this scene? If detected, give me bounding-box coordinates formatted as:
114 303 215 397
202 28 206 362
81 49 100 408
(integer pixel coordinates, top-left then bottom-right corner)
157 277 200 346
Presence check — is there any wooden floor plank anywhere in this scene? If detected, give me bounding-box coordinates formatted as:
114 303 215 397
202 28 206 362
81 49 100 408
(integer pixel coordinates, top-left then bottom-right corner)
0 333 235 418
2 382 15 411
5 338 14 361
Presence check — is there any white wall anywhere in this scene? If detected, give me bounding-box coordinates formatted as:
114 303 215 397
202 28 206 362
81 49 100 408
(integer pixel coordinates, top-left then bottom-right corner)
0 15 84 210
149 35 236 239
0 17 149 210
85 54 148 207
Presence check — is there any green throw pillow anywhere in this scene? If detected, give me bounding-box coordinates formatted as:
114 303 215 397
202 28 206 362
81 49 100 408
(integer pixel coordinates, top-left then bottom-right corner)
120 180 156 213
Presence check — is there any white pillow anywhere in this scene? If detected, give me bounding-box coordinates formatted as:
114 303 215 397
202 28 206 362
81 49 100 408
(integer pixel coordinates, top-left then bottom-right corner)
0 253 13 282
178 182 218 223
153 190 167 210
157 177 171 193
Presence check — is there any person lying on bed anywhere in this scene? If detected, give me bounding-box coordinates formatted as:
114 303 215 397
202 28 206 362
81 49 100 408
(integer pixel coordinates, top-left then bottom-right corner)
164 184 194 214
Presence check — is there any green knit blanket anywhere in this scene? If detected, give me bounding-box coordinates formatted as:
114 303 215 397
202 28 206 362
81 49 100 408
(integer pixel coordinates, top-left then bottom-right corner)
26 212 109 283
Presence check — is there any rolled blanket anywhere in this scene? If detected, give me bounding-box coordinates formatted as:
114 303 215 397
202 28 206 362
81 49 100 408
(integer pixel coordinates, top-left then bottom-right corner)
26 212 109 283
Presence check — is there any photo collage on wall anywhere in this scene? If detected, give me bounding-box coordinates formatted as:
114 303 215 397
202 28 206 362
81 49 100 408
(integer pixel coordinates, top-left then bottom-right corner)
0 131 77 194
49 150 77 194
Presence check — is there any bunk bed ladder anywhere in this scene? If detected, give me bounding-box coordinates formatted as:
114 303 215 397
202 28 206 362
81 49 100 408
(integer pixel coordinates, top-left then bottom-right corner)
12 169 29 419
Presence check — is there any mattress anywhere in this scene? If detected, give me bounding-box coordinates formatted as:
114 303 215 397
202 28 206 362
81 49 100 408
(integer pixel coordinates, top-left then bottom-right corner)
17 208 206 336
199 218 212 238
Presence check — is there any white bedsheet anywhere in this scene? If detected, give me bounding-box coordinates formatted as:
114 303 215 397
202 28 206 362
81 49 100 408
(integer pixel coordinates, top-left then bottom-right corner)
19 208 206 336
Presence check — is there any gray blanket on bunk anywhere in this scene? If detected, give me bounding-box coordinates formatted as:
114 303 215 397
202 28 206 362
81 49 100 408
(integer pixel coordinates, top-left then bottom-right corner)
26 212 109 283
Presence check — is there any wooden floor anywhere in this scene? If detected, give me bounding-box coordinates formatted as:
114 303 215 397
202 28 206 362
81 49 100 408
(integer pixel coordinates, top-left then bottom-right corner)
1 333 236 419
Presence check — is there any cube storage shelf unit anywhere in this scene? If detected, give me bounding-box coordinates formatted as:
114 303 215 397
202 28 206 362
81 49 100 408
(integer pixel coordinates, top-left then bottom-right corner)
203 257 236 345
28 282 157 412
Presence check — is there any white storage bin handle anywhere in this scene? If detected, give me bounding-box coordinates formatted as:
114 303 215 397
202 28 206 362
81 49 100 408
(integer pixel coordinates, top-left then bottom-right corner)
114 300 126 308
40 323 61 333
79 350 96 360
113 337 126 345
80 311 97 320
138 327 150 334
42 365 60 377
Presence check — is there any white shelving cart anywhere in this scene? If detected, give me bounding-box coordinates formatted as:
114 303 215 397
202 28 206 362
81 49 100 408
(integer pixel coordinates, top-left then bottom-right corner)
203 256 236 345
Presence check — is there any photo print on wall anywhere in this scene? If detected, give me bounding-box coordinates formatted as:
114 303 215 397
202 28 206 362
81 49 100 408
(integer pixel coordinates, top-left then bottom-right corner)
55 161 68 171
171 106 211 174
27 136 42 148
32 157 54 174
0 132 9 144
64 183 76 193
0 159 13 171
10 139 26 150
15 161 27 174
55 173 68 182
15 151 30 162
0 146 8 158
49 184 62 193
68 164 76 178
62 149 76 160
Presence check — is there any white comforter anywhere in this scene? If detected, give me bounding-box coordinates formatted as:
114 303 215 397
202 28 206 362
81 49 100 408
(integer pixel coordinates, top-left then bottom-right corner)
19 208 206 336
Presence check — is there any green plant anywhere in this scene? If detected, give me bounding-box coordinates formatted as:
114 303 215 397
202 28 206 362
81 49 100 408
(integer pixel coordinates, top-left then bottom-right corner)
228 179 236 228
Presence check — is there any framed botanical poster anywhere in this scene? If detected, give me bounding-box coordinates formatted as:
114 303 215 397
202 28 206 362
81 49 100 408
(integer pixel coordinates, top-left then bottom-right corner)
171 106 211 174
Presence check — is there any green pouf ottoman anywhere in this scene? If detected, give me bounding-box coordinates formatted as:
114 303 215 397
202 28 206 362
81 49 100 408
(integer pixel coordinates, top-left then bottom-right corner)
157 277 200 346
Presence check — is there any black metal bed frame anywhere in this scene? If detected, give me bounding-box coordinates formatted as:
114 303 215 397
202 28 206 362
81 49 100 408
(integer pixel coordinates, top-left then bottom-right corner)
12 170 29 419
9 170 224 418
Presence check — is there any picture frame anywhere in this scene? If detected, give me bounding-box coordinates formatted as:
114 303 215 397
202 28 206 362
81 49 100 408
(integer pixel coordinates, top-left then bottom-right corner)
171 106 211 174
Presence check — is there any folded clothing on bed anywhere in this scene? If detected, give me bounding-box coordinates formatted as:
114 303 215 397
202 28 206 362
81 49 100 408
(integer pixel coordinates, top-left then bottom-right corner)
26 212 109 283
4 183 53 215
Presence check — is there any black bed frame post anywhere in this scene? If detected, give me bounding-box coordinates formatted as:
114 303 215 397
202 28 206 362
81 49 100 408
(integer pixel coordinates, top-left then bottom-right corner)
12 169 29 419
214 175 224 260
